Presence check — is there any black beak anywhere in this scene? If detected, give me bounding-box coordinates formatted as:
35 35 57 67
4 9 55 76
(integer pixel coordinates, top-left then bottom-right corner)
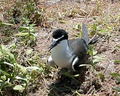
49 40 58 51
49 35 64 51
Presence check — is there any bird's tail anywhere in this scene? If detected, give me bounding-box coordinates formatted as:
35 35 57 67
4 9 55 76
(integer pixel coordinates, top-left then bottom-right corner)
82 23 89 47
82 23 99 45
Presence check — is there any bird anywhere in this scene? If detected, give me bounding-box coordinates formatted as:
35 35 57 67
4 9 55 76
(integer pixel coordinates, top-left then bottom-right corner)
47 24 91 70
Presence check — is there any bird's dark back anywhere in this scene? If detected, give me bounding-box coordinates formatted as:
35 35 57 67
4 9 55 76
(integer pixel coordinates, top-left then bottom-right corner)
68 38 87 60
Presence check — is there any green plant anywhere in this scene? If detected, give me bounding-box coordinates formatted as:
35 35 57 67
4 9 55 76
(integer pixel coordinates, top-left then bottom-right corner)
0 1 48 95
110 73 120 92
23 1 44 25
0 45 43 95
12 0 45 26
0 20 15 44
3 0 45 26
88 45 102 66
81 45 104 82
73 23 81 31
15 18 36 47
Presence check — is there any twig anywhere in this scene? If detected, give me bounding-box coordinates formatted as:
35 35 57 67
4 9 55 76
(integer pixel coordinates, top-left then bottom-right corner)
86 85 95 95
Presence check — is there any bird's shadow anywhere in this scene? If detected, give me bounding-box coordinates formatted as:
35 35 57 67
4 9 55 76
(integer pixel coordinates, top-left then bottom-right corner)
48 67 88 96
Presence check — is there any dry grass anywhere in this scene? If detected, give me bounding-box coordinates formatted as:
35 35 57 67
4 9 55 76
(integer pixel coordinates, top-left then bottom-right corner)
0 0 120 96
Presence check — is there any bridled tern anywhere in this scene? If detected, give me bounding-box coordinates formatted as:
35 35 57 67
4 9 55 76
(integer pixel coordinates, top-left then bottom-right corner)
47 24 91 70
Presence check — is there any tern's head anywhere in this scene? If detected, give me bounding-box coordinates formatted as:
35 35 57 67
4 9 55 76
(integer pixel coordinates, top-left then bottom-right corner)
49 29 68 51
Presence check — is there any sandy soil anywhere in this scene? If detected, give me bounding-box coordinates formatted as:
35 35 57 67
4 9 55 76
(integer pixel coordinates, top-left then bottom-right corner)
32 0 120 96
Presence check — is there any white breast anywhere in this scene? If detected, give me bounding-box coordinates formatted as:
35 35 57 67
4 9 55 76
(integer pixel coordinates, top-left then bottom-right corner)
51 40 73 68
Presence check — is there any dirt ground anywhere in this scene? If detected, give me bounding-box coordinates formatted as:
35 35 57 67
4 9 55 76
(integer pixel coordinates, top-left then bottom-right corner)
0 0 120 96
29 0 120 96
